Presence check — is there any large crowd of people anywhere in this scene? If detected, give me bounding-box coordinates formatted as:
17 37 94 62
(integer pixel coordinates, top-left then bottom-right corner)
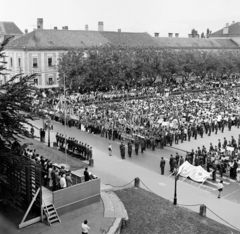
40 75 240 105
35 75 240 182
168 135 240 181
53 87 240 148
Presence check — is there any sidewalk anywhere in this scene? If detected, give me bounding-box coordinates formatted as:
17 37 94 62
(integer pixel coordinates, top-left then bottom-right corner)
3 201 114 234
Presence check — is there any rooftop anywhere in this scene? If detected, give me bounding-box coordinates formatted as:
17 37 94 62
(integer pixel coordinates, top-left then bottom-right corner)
5 28 240 51
6 29 158 50
0 22 23 36
153 37 240 49
209 22 240 38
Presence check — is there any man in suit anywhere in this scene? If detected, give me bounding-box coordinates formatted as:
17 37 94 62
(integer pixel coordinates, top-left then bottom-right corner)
120 142 126 159
84 168 90 182
128 141 132 157
160 157 166 175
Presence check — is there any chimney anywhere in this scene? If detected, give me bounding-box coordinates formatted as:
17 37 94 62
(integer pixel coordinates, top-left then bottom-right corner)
85 25 89 31
37 18 43 29
223 25 229 34
188 34 193 38
118 29 121 33
168 33 173 37
54 27 58 30
175 33 179 38
232 21 235 24
154 32 159 37
98 21 104 31
25 29 28 34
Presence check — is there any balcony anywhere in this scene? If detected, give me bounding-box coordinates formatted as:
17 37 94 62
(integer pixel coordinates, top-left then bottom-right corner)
47 81 55 86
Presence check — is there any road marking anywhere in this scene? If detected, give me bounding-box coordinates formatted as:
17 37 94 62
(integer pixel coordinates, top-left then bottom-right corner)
221 188 240 199
158 182 166 186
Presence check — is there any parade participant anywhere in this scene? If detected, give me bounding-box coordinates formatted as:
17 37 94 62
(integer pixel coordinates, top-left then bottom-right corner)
175 152 179 166
169 155 174 173
135 139 139 155
179 156 184 166
217 180 224 198
187 127 191 141
218 139 221 151
120 142 126 159
128 141 132 157
140 140 144 154
160 157 166 175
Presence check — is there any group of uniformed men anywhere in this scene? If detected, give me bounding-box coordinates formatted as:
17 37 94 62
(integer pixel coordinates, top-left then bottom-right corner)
56 133 92 160
119 136 157 159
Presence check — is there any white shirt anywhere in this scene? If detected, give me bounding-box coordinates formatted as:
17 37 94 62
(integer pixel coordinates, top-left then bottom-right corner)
217 183 224 190
82 223 90 233
60 177 66 188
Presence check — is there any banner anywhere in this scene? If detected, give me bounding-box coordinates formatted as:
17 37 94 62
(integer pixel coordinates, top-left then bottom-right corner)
121 133 135 141
226 146 234 152
178 161 211 182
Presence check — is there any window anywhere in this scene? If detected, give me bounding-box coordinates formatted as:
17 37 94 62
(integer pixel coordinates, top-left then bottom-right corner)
48 77 53 85
10 57 13 67
33 57 38 68
34 78 38 85
48 57 53 67
18 58 21 67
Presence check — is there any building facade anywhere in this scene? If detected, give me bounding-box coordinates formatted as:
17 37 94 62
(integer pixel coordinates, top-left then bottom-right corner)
1 19 240 88
2 49 61 87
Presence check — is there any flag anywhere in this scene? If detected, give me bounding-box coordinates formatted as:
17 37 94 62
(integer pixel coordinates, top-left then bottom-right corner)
177 161 211 182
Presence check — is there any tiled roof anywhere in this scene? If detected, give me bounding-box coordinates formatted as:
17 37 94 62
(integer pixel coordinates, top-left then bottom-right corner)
99 31 159 47
6 30 110 50
209 22 240 37
153 37 239 49
231 38 240 46
214 39 240 47
5 29 240 50
6 29 158 50
0 22 23 35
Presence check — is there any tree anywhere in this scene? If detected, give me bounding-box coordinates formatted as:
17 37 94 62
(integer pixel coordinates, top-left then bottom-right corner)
191 29 198 37
201 32 205 38
0 38 43 210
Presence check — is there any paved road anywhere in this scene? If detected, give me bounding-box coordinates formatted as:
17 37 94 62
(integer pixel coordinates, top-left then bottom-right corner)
29 119 240 230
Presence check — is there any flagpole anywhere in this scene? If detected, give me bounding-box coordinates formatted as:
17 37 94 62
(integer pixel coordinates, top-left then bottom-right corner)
64 73 67 165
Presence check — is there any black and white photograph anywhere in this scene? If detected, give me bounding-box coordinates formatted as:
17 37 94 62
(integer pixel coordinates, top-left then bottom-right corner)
1 0 240 233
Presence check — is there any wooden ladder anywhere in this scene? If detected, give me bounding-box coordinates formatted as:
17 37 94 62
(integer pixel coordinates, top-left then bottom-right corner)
43 204 61 226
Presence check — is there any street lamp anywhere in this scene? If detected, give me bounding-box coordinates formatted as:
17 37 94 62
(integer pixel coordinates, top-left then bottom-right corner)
173 168 179 205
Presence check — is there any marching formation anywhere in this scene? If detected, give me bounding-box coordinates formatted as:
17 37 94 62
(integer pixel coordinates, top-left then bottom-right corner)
56 133 93 161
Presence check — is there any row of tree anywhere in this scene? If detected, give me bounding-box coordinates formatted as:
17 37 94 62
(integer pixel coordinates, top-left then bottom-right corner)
58 46 240 92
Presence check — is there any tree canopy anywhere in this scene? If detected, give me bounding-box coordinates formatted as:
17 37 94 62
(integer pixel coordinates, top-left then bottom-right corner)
58 45 240 92
0 38 43 210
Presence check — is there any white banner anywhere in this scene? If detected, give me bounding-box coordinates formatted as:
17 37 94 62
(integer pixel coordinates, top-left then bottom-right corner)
226 146 234 152
178 161 211 182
